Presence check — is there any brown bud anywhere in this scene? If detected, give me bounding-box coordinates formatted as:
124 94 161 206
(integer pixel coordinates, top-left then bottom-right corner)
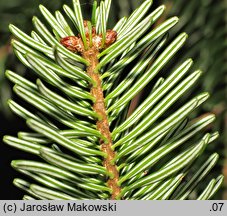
60 36 84 53
105 30 117 48
92 35 102 50
60 36 79 52
73 37 84 53
83 20 96 37
60 22 117 53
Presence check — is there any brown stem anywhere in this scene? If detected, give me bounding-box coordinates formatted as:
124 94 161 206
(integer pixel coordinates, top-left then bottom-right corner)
82 47 121 200
60 21 119 199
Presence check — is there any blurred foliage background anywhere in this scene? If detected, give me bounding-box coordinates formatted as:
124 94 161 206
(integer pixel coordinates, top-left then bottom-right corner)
0 0 226 199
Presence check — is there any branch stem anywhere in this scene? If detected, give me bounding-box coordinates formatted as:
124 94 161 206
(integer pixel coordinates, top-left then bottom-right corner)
82 47 121 200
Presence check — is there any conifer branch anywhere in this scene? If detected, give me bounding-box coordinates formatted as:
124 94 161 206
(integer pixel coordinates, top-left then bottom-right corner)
61 20 120 199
